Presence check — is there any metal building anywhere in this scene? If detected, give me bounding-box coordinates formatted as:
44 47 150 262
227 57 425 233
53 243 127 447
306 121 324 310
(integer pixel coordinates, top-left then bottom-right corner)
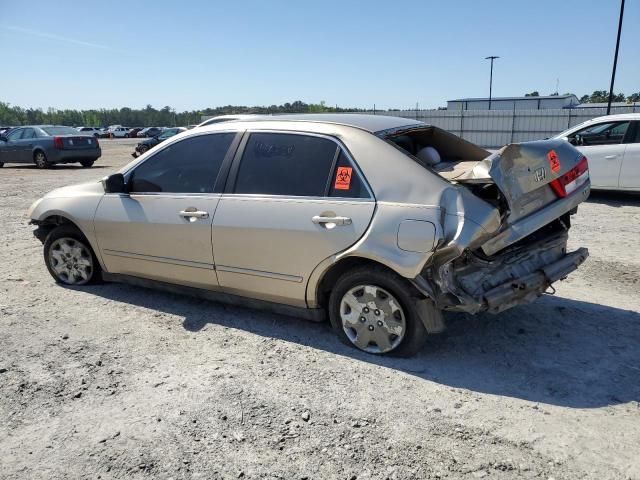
447 94 579 111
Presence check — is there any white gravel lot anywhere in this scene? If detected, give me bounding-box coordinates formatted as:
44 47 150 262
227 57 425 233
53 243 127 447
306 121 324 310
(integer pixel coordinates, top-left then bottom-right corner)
0 139 639 480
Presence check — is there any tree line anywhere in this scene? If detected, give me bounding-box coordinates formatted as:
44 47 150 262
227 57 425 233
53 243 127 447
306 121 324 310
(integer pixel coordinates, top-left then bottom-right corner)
524 90 640 103
3 90 639 127
0 100 365 127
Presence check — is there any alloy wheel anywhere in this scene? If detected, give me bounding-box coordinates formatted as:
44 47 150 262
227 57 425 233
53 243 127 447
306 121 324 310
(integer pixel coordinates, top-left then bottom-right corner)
34 152 48 168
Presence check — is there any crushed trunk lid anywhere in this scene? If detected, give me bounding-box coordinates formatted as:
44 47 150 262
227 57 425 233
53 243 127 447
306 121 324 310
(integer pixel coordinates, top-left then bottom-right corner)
454 139 587 224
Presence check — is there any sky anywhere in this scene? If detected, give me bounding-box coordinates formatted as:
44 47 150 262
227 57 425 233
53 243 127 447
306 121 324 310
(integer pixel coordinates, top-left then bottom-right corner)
0 0 638 111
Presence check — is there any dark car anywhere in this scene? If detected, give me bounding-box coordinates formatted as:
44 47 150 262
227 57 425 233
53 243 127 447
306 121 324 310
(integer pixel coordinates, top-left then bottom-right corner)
127 127 143 138
0 125 101 168
137 127 163 138
132 127 186 157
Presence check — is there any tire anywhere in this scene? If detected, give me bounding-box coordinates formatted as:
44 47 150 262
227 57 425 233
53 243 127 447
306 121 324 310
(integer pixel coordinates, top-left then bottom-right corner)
80 160 94 168
138 144 149 154
43 225 102 286
34 150 50 169
0 162 4 167
328 266 428 356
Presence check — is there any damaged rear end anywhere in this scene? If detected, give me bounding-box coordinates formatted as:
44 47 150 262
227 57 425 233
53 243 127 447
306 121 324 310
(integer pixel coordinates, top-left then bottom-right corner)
384 127 590 314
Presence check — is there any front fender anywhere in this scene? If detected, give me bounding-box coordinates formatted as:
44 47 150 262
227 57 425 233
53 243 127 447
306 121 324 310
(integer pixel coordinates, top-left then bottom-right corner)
28 185 106 269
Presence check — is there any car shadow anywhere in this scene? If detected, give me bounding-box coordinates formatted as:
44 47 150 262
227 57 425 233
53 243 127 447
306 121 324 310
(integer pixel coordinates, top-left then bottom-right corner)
83 282 640 409
3 165 111 170
587 190 640 207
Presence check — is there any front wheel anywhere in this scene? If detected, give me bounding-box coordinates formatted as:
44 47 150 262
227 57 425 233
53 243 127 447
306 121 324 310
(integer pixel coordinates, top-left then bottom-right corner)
34 151 50 169
80 160 94 168
44 225 102 285
328 267 428 356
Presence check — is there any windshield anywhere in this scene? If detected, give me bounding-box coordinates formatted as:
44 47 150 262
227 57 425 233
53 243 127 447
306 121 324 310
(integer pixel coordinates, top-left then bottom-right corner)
41 126 82 136
158 129 178 139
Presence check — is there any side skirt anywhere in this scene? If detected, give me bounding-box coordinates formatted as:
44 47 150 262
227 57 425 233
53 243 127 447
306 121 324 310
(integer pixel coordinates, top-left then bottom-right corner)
101 272 326 323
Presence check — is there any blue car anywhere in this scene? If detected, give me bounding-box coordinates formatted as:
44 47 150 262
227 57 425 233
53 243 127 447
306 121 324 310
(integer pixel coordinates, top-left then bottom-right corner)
0 125 101 169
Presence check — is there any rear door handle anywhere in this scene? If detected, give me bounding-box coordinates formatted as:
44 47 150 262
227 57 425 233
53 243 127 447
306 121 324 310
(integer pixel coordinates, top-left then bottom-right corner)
604 155 618 159
312 215 352 226
179 208 209 222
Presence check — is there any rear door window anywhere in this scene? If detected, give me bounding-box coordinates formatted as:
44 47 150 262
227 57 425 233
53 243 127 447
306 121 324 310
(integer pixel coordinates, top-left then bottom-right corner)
233 133 337 197
129 133 235 193
21 128 35 139
328 151 370 198
632 122 640 143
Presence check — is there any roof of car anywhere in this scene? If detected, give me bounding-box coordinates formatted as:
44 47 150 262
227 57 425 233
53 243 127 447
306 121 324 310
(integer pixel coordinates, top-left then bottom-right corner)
585 113 640 122
243 114 423 133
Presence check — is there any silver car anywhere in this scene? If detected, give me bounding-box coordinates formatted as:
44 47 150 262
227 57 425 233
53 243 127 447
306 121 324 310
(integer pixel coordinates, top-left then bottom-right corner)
28 115 590 356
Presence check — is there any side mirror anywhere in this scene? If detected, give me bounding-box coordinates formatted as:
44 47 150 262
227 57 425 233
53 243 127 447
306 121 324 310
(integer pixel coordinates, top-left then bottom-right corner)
102 173 126 194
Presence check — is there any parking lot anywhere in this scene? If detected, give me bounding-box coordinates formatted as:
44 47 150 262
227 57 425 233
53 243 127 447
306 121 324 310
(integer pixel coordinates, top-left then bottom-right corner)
0 139 639 479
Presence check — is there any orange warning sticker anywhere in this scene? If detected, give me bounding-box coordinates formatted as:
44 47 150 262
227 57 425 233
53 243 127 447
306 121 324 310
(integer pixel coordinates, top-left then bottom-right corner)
334 166 352 190
547 150 561 173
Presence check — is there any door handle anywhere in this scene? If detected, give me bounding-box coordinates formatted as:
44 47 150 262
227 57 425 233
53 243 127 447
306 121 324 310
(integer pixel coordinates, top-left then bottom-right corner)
604 155 617 159
179 208 209 222
312 215 352 226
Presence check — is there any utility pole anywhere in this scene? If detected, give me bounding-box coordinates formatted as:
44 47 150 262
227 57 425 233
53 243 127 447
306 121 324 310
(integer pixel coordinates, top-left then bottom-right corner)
607 0 625 115
485 56 499 110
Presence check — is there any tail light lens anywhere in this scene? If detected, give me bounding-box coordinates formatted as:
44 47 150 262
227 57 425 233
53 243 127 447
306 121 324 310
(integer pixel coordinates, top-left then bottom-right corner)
53 136 64 149
95 138 100 148
550 156 589 198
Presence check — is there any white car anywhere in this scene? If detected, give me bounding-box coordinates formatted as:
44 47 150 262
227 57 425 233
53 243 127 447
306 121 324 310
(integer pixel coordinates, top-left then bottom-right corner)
76 127 102 137
197 114 266 128
106 125 130 138
554 113 640 191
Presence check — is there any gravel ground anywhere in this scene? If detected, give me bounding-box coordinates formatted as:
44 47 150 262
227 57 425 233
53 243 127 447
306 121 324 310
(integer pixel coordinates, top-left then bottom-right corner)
1 139 639 480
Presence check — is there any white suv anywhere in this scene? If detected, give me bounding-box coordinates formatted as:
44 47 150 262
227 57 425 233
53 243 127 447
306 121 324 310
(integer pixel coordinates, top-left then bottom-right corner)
106 125 130 138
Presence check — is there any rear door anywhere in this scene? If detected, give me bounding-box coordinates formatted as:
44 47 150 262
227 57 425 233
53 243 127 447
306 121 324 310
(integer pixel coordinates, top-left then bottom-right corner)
619 121 640 190
16 128 36 162
94 131 239 289
568 121 630 188
211 131 375 307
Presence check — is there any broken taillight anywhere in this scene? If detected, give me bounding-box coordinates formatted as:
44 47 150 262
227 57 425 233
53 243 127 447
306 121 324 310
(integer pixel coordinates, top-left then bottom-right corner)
549 156 589 198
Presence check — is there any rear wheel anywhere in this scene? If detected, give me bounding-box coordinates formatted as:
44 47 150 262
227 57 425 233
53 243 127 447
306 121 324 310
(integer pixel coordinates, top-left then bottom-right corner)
80 160 94 168
34 150 50 169
328 267 428 356
138 144 149 154
44 225 102 285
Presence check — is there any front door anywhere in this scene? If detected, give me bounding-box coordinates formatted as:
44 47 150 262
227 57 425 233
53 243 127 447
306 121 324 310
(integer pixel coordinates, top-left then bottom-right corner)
93 131 238 289
569 120 631 188
619 121 640 190
0 128 24 163
212 132 375 307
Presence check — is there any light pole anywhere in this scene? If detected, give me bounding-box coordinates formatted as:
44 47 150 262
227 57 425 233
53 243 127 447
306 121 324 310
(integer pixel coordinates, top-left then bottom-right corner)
485 56 499 110
607 0 625 115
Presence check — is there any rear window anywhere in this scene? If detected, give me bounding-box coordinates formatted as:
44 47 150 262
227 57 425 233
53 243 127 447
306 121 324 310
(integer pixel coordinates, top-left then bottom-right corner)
41 126 81 136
